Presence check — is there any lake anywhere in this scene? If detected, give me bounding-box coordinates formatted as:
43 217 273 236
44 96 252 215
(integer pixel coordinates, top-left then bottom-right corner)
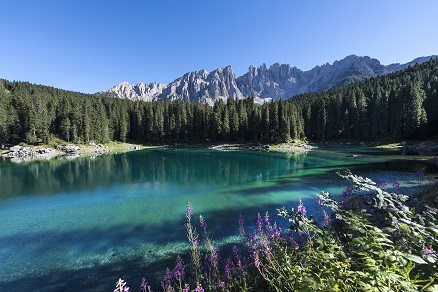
0 148 436 291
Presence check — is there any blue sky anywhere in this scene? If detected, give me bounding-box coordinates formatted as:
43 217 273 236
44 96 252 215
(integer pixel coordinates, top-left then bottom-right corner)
1 0 437 94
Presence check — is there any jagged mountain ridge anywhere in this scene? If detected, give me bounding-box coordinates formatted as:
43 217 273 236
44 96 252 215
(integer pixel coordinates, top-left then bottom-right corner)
100 55 437 104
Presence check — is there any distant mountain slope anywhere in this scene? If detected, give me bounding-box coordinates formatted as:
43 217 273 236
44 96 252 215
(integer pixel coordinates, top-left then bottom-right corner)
99 55 437 104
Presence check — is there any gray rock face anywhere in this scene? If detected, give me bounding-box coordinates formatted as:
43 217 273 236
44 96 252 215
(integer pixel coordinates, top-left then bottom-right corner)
105 81 166 101
159 67 245 104
100 55 437 103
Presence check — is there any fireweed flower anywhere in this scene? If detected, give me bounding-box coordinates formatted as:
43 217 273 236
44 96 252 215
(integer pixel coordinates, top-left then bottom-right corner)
195 283 205 292
254 253 261 268
182 284 190 292
140 278 151 292
194 239 200 246
185 203 194 219
264 211 269 223
232 246 246 271
114 278 128 292
209 247 219 267
161 268 172 289
173 256 185 282
224 257 234 278
424 247 433 254
232 245 238 258
200 215 207 230
293 241 299 249
393 181 401 192
297 199 307 217
271 222 281 241
219 281 226 289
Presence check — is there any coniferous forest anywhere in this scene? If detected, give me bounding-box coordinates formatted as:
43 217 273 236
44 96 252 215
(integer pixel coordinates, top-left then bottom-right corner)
1 58 438 145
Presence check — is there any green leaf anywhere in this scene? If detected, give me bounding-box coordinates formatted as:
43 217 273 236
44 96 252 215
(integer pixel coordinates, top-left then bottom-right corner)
425 254 436 263
403 254 427 264
382 227 397 233
399 224 411 234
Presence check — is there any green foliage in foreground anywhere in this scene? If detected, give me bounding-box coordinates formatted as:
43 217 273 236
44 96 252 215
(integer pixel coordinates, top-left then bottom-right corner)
272 172 438 291
116 172 438 291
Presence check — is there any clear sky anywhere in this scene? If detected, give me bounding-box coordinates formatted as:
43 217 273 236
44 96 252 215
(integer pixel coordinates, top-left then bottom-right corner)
1 0 437 94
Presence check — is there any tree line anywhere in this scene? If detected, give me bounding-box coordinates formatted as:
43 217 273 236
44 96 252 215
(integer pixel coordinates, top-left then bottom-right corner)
0 58 437 145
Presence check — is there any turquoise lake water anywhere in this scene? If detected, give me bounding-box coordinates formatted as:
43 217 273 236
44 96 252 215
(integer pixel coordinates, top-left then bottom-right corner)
0 148 436 291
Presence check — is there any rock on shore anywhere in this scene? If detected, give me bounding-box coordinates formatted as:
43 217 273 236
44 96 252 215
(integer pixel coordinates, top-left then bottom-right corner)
2 145 56 162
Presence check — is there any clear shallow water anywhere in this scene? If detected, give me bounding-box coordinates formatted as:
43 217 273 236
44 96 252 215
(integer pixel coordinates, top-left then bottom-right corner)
0 148 436 291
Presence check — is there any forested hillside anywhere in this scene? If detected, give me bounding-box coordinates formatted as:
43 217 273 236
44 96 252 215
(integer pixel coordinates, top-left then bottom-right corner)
293 58 438 140
0 58 437 145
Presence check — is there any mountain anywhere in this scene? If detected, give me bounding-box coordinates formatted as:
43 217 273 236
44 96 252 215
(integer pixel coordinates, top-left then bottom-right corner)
100 55 437 104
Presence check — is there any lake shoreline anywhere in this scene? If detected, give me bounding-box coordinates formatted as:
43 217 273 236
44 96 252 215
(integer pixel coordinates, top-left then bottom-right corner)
1 139 437 163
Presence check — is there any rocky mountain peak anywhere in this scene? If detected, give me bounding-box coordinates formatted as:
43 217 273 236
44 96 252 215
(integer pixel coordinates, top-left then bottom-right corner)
99 55 437 104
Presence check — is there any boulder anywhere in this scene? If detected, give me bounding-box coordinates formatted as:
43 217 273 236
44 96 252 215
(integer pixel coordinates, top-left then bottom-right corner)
56 145 81 153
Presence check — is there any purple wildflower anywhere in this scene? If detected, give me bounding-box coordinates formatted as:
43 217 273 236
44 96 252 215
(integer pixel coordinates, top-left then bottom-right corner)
173 256 185 282
195 283 205 292
237 258 244 270
254 254 261 268
185 203 194 219
271 222 281 240
293 241 299 249
140 278 151 292
393 181 400 192
264 211 269 223
161 268 172 290
200 215 207 230
297 199 307 217
209 247 219 268
428 176 436 182
114 278 128 292
232 245 238 258
424 247 432 254
182 284 190 292
224 257 234 278
416 170 425 180
219 281 226 289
